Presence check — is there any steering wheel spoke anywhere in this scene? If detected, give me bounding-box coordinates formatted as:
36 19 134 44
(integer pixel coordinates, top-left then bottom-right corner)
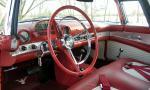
64 48 80 72
67 48 78 64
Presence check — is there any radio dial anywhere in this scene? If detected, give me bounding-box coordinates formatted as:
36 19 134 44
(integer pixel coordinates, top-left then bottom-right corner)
31 44 37 49
21 46 27 51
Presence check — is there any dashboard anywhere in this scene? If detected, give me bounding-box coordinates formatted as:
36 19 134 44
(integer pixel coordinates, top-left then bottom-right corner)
1 19 149 67
12 20 95 59
18 20 50 44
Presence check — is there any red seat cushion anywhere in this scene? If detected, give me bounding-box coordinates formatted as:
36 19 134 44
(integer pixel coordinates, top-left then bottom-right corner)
68 58 150 90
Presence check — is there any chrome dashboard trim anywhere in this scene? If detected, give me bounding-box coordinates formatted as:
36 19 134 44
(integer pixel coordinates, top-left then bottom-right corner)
11 41 47 56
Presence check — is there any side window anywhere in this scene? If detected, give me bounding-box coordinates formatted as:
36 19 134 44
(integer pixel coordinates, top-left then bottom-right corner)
122 1 148 26
0 5 5 34
148 0 150 5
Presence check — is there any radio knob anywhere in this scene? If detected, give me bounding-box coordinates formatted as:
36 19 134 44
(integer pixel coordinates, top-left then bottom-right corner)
31 44 37 49
21 46 27 51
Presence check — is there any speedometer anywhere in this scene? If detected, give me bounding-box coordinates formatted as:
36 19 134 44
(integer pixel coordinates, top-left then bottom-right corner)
35 20 49 32
18 31 30 43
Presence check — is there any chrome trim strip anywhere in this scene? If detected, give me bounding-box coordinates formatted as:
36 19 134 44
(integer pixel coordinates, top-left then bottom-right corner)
11 41 47 56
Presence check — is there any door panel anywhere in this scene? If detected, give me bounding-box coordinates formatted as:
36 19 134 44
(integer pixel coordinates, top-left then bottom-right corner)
110 32 150 45
107 41 150 64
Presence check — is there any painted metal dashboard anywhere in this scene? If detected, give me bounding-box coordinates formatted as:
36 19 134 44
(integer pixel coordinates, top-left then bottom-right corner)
0 20 150 67
15 22 150 58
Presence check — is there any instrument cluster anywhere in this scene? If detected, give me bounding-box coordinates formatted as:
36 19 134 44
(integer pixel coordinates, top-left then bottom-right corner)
35 20 49 32
18 30 30 43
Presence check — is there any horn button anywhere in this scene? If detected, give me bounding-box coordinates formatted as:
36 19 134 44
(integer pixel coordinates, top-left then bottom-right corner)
61 34 74 49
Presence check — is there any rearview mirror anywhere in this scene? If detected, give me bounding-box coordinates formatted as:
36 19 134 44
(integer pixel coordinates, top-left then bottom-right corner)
77 0 93 2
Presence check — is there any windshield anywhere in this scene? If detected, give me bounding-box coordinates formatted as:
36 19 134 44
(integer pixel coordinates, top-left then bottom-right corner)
18 0 120 22
0 0 121 33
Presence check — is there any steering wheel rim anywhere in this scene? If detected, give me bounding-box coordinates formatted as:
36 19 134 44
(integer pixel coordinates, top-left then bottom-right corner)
47 5 99 76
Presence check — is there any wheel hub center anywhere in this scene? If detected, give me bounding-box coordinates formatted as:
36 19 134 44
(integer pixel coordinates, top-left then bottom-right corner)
62 34 74 49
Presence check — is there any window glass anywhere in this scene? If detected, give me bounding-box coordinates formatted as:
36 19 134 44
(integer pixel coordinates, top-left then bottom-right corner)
0 2 6 34
92 0 120 24
122 1 148 26
148 0 150 5
18 0 120 24
0 0 120 33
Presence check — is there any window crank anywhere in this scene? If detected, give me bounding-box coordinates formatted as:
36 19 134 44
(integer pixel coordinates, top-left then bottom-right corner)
117 48 124 58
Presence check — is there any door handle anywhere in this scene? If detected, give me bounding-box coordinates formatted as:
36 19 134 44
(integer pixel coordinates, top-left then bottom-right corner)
134 35 142 40
128 35 142 40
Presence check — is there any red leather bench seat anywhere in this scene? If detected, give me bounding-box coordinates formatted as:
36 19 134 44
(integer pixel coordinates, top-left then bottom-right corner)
68 58 150 90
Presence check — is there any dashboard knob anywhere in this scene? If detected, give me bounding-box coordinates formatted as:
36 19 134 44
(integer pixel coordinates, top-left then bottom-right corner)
21 46 27 51
31 44 37 49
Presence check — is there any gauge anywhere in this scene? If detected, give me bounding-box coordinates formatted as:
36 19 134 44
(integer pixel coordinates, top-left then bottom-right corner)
35 20 48 32
19 31 30 43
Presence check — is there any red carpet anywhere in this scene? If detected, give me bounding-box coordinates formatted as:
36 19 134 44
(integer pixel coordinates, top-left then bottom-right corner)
4 74 67 90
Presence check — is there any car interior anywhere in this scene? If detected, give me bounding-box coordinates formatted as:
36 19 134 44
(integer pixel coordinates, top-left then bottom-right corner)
0 0 150 90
